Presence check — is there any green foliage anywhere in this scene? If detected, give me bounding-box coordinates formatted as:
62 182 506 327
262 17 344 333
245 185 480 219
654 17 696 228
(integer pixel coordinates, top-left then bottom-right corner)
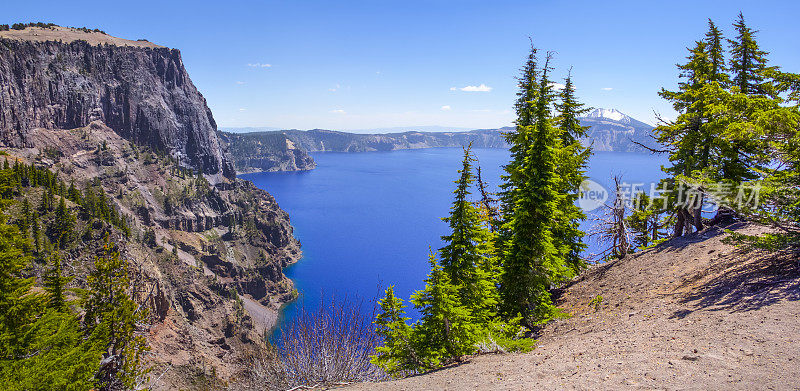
553 72 592 274
626 192 669 250
83 238 150 389
52 197 75 248
438 146 499 326
499 49 576 325
482 317 535 353
43 252 70 311
410 253 479 368
589 295 603 311
0 222 103 390
655 14 800 251
373 42 590 377
371 286 419 377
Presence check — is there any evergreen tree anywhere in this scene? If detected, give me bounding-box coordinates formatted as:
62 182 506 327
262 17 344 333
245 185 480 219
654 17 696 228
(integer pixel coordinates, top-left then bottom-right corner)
704 19 729 85
83 238 149 390
0 223 102 390
371 286 419 377
410 252 477 368
553 72 592 273
438 146 498 326
728 12 775 97
43 252 70 311
499 51 570 325
53 197 74 248
0 223 42 359
498 42 540 235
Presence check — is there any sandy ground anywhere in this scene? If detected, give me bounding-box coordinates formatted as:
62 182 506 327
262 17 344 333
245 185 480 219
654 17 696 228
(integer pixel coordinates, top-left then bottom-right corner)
345 223 800 390
0 26 163 48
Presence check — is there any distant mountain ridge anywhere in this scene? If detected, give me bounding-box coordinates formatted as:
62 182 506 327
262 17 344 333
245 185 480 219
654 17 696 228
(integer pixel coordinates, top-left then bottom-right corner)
223 109 657 173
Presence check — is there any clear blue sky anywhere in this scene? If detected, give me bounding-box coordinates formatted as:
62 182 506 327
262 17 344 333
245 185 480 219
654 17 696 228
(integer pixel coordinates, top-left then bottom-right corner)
5 0 799 131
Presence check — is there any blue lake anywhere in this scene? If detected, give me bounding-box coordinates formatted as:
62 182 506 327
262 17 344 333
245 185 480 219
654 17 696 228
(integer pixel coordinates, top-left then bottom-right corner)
242 149 668 330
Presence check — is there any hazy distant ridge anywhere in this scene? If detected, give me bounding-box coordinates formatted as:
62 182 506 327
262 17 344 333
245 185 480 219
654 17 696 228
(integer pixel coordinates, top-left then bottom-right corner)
222 108 656 173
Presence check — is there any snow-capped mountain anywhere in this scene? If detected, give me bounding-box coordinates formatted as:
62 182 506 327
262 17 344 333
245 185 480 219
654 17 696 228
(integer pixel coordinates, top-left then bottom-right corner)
578 108 655 152
582 108 631 123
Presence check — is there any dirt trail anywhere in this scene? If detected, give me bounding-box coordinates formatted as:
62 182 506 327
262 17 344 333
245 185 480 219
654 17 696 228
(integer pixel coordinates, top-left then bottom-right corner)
346 223 800 390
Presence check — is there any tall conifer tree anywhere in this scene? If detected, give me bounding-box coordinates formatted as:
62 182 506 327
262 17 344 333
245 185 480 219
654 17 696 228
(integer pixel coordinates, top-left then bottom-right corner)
410 253 477 368
372 286 419 377
499 51 570 325
438 146 498 325
553 72 591 273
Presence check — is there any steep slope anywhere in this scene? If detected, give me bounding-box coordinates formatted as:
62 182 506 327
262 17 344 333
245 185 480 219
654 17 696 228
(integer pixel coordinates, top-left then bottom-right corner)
0 26 234 178
0 26 301 389
221 131 316 173
580 108 655 152
346 223 800 390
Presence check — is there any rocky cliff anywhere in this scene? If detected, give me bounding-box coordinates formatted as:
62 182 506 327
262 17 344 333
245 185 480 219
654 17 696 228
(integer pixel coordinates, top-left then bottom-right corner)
0 26 234 178
282 128 510 152
223 113 657 173
221 131 316 173
0 26 299 389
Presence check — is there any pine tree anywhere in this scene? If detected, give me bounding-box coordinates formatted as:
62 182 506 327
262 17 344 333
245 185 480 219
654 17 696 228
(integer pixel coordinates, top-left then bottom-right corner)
704 19 729 85
43 252 70 311
438 146 498 326
53 197 74 248
410 252 477 368
498 42 540 232
499 51 570 325
371 286 419 377
728 12 775 97
83 237 149 389
553 72 591 274
0 222 102 390
0 223 42 359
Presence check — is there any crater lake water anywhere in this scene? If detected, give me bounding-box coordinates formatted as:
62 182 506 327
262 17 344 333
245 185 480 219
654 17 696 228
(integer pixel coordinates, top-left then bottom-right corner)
242 149 668 331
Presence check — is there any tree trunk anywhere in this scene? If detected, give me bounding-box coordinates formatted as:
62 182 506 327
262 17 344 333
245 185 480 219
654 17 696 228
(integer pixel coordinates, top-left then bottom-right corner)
673 210 685 237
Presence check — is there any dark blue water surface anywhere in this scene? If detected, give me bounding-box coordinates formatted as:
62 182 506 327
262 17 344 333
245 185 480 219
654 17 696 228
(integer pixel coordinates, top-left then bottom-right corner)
242 149 668 330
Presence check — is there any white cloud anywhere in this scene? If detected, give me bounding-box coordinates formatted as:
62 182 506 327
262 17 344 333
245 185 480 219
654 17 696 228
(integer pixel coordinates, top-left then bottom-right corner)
247 63 272 68
329 109 346 114
236 81 246 85
449 87 457 91
329 83 341 92
456 84 493 92
602 87 613 91
550 82 566 91
238 108 246 111
440 105 452 111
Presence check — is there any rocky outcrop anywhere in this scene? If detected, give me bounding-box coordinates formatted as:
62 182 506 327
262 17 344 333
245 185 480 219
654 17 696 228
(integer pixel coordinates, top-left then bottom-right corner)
0 27 299 388
221 131 316 173
7 123 301 388
0 28 234 178
281 128 510 152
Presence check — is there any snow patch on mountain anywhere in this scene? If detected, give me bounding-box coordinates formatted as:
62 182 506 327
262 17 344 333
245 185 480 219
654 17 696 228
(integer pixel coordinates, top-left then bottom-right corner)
583 108 631 123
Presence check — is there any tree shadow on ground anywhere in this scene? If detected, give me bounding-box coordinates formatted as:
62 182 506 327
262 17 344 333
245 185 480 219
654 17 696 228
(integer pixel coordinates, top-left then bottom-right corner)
670 250 800 319
648 222 743 254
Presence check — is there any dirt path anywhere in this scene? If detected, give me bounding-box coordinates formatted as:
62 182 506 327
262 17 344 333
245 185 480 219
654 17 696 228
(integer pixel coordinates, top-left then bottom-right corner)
345 223 800 390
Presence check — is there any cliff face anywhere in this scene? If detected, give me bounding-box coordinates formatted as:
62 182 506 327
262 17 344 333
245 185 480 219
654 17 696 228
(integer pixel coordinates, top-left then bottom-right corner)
0 27 299 388
221 131 316 173
283 128 510 152
580 116 654 153
0 32 234 178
